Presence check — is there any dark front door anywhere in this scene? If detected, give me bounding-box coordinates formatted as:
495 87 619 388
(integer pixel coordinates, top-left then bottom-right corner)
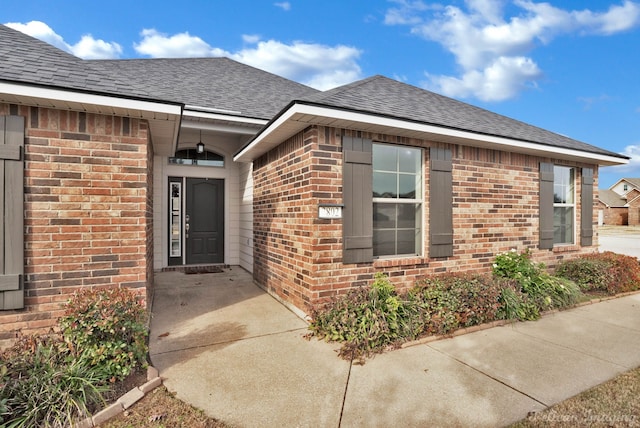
186 178 224 264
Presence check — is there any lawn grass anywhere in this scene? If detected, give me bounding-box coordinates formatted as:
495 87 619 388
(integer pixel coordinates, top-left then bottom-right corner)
101 385 229 428
511 366 640 427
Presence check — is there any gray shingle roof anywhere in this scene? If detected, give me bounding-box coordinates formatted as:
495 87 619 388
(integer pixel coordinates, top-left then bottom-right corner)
90 58 318 120
0 24 317 117
299 75 625 159
0 24 630 161
0 24 154 99
599 189 627 207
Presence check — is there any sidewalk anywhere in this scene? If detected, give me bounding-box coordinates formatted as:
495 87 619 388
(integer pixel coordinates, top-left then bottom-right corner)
149 268 640 427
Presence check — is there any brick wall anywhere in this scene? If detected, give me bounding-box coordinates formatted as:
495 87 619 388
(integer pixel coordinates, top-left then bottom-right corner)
0 103 153 341
253 125 599 314
628 189 640 226
596 201 628 225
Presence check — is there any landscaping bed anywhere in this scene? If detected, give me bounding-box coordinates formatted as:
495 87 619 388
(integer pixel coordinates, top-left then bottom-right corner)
308 250 640 362
2 249 638 426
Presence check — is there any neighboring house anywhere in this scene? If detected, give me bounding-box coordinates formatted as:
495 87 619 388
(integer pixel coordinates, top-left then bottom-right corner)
0 25 629 340
610 177 640 197
597 178 640 225
597 189 628 225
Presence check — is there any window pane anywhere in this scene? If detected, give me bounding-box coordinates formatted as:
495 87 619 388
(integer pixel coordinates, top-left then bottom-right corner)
553 166 574 204
554 207 574 244
373 203 396 229
373 172 397 198
399 174 417 199
373 144 396 172
373 229 396 257
399 148 420 173
397 229 417 255
397 203 420 228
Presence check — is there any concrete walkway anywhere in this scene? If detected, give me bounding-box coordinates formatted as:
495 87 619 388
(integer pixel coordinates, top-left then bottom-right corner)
149 268 640 427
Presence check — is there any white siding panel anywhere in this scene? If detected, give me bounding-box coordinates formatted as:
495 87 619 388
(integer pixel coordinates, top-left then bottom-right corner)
239 162 254 272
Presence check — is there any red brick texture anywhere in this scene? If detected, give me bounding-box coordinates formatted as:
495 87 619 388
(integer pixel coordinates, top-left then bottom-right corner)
627 189 640 226
253 126 600 314
596 201 628 225
0 104 153 340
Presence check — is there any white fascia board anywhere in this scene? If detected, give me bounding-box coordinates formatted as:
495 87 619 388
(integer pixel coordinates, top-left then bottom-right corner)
235 103 629 165
181 118 262 136
0 81 183 116
183 109 267 126
234 106 299 161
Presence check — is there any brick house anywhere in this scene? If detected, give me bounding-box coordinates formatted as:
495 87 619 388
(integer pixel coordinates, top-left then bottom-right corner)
597 189 628 225
597 178 640 225
628 189 640 226
0 25 629 339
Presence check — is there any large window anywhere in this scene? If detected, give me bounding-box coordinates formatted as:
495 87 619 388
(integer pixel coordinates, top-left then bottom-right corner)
372 144 422 257
553 166 575 244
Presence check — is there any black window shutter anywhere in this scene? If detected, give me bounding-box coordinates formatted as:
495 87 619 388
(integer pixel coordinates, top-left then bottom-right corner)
539 162 554 250
342 136 373 264
429 147 453 258
0 116 25 310
581 167 594 246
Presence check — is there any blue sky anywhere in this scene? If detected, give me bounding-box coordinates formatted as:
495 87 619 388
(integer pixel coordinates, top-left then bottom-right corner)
3 0 639 187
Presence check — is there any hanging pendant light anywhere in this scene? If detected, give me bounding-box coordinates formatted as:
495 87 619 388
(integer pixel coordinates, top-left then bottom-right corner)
196 130 205 154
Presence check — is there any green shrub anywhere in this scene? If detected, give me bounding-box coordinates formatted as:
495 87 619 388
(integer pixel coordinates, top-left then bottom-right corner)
492 249 582 312
523 273 582 310
556 252 640 295
492 249 541 281
309 273 425 361
0 335 108 428
555 257 614 293
59 287 148 382
411 274 502 335
496 282 539 321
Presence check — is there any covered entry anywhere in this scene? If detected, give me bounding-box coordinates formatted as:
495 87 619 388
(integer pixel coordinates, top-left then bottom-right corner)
169 176 225 265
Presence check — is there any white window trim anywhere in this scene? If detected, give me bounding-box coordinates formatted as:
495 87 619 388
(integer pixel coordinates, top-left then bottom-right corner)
553 166 576 246
372 143 424 258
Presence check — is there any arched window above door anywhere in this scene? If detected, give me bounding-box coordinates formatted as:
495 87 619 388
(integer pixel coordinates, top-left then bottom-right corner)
169 148 225 167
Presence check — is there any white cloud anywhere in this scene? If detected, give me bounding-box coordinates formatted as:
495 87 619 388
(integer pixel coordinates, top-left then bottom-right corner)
5 20 122 59
573 0 640 34
133 29 361 90
386 0 640 101
242 34 262 44
72 35 123 59
8 21 361 90
275 2 291 11
608 144 640 172
232 39 362 90
424 56 542 102
134 29 229 57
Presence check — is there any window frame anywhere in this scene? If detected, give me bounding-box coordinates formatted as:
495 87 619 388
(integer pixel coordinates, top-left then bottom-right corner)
169 148 225 168
552 165 576 245
371 143 424 258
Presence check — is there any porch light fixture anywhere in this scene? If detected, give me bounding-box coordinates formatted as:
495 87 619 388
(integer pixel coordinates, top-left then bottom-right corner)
196 130 205 154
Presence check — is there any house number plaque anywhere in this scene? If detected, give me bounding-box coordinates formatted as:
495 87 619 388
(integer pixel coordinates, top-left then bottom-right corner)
318 204 343 219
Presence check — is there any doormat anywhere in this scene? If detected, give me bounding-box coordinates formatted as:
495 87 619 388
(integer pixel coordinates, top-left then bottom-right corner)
183 265 225 274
